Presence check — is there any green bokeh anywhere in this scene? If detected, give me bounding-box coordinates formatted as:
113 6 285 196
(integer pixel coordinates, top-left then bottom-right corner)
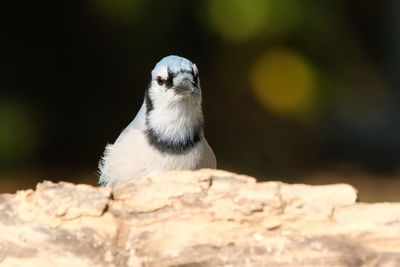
0 100 37 166
205 0 306 42
89 0 145 23
206 0 268 42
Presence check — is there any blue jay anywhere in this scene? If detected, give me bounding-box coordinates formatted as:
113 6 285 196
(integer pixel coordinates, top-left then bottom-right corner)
99 55 217 187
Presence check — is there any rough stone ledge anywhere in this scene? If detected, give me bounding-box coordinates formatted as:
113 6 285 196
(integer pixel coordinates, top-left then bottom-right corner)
0 169 399 266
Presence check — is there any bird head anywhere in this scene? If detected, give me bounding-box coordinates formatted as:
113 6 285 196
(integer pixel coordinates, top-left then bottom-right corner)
147 56 201 108
144 55 204 146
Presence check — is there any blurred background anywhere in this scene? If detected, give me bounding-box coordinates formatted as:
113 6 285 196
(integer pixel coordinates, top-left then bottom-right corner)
1 0 399 201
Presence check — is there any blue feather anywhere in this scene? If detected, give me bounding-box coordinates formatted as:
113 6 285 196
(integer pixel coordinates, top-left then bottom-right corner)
153 55 194 74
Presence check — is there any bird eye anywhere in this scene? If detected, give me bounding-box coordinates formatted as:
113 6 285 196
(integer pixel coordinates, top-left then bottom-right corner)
156 76 165 86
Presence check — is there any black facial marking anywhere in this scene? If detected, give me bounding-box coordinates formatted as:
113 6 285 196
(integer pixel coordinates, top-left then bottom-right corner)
191 69 199 86
179 69 195 75
144 123 202 154
165 68 200 89
180 69 199 86
166 69 174 88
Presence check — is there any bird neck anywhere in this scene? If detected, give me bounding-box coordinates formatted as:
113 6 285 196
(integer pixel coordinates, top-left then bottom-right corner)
144 94 204 154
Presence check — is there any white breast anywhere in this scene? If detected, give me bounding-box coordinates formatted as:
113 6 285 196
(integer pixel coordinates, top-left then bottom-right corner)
99 126 216 188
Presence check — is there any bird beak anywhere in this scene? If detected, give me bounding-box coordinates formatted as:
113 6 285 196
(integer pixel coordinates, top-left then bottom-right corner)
174 78 197 94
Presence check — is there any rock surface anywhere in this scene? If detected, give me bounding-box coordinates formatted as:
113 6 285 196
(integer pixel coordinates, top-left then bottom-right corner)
0 169 399 266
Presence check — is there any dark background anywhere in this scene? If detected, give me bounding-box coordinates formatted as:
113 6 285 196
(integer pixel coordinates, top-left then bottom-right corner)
1 0 399 201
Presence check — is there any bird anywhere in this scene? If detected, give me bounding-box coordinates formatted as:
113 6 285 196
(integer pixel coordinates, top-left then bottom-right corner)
98 55 217 188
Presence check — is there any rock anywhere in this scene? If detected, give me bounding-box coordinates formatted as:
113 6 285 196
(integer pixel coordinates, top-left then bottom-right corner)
0 169 399 266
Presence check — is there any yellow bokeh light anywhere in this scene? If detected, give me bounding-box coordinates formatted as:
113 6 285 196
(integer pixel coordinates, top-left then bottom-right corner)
250 48 315 116
206 0 268 42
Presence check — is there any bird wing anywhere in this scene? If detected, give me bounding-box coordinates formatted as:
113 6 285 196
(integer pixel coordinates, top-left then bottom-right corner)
115 101 146 144
99 101 146 185
127 101 147 129
99 126 154 187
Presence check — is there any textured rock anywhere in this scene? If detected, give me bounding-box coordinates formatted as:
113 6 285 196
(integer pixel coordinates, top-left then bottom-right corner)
0 169 399 266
